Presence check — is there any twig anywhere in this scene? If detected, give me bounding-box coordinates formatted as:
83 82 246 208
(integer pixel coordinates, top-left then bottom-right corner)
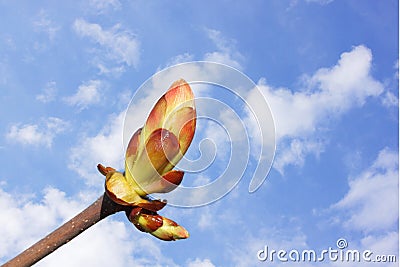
2 193 128 267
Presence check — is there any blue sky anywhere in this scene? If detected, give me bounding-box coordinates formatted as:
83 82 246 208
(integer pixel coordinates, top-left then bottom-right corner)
0 1 398 266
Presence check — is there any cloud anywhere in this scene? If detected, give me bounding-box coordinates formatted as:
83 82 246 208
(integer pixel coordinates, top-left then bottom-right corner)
381 91 399 107
246 45 385 173
0 186 177 267
196 206 213 230
278 45 382 139
160 29 243 74
64 80 103 110
36 81 57 103
33 9 60 41
381 59 399 108
203 118 230 159
73 19 140 68
229 225 308 267
186 258 216 267
273 139 324 174
88 0 121 13
68 112 125 186
305 0 334 5
324 148 399 266
96 62 125 77
358 232 398 266
203 28 244 70
0 186 83 260
162 53 195 69
332 148 398 233
6 117 69 148
40 218 177 267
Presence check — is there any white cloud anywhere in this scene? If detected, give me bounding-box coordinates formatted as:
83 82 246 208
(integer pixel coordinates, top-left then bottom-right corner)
7 125 45 146
316 148 399 267
186 258 216 267
204 118 230 159
247 45 385 172
6 117 69 148
273 139 324 175
68 112 125 186
88 0 121 13
229 226 308 267
33 9 60 41
64 80 103 110
332 148 398 233
0 187 83 260
281 45 382 139
197 206 212 230
381 59 399 108
394 59 399 79
0 186 178 267
327 234 398 267
36 81 57 103
73 19 140 68
381 91 399 107
306 0 334 5
359 232 398 266
96 61 125 77
203 28 244 70
40 219 177 267
164 53 194 68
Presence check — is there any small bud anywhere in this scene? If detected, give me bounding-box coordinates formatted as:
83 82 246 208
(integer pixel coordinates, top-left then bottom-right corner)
150 216 189 241
128 208 189 241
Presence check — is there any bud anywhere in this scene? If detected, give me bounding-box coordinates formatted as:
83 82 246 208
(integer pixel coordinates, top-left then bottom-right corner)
150 216 189 241
99 79 196 241
125 79 196 196
128 208 189 241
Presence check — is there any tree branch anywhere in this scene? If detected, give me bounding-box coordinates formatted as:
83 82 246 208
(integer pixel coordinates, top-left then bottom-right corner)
1 193 128 267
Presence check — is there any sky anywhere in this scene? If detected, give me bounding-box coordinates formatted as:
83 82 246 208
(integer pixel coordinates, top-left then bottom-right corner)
0 1 398 266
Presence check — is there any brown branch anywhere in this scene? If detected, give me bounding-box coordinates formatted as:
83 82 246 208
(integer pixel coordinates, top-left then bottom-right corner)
1 193 129 267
